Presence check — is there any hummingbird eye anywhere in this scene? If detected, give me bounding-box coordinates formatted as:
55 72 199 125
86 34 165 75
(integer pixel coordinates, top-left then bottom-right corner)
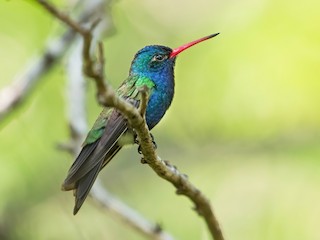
152 54 167 62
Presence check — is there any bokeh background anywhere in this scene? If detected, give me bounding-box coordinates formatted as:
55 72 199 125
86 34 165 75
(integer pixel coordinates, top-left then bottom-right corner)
1 0 320 239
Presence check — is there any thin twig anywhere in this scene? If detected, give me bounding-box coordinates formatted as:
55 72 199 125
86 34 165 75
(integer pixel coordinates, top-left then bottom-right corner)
97 42 105 80
138 86 150 117
38 0 110 103
38 0 88 35
39 1 225 239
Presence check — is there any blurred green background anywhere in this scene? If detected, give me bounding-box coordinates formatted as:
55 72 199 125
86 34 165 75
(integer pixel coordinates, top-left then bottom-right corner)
0 0 320 239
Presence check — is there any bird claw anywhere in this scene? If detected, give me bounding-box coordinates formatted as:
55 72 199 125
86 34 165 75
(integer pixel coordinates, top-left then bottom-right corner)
136 133 157 154
150 133 157 150
140 157 148 164
137 145 142 154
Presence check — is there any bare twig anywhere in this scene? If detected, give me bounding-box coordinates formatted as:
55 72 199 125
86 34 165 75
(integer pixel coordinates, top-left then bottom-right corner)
97 42 106 80
130 108 224 240
39 0 88 35
138 86 150 117
38 0 109 105
39 1 224 239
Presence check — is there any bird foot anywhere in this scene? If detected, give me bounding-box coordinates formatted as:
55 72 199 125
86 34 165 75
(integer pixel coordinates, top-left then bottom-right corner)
136 133 157 154
140 157 148 164
150 133 157 150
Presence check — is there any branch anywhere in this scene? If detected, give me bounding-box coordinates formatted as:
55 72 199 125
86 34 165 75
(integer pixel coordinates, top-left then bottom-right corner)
38 0 88 36
138 86 150 117
39 1 224 239
38 0 110 106
131 93 224 240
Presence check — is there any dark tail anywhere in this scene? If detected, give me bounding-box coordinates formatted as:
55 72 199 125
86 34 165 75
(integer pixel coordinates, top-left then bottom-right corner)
73 162 102 215
71 144 122 215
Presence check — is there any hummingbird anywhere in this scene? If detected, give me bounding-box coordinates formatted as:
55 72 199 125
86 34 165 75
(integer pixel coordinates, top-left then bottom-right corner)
62 33 219 214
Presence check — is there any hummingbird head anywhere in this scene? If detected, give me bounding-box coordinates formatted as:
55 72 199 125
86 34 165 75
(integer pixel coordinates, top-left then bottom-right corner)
130 45 175 77
129 32 220 78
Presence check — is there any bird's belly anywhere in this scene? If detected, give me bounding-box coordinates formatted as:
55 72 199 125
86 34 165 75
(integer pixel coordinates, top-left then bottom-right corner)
117 130 135 146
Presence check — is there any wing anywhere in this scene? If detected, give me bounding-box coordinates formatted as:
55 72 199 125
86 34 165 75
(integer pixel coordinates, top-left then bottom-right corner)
62 109 127 189
62 75 141 190
62 75 149 214
72 109 128 214
62 101 140 214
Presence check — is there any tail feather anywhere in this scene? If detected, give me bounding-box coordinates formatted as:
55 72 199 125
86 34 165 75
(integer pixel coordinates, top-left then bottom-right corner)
62 107 133 214
72 144 122 214
73 162 102 215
